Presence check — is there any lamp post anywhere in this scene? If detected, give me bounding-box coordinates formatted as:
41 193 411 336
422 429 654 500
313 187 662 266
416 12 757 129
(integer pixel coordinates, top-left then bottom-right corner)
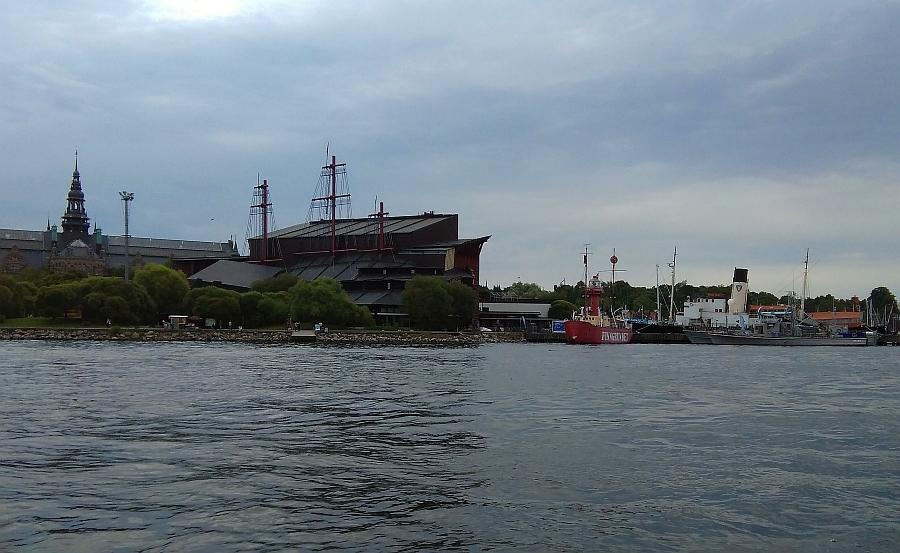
119 191 134 281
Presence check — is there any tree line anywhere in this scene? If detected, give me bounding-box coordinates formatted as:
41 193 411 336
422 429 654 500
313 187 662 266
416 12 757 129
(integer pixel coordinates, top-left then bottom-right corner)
485 280 898 321
0 265 481 331
0 265 373 328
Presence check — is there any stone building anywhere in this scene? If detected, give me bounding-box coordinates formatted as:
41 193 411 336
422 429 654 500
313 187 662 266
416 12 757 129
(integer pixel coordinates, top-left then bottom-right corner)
0 159 239 275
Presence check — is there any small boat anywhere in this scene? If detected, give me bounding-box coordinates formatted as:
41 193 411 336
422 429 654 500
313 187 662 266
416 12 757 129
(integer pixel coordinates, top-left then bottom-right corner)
563 248 633 344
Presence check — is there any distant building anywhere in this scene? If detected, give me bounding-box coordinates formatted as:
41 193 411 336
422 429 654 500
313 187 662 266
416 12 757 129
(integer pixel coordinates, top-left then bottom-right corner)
189 155 490 326
188 211 489 326
0 158 239 275
808 311 863 327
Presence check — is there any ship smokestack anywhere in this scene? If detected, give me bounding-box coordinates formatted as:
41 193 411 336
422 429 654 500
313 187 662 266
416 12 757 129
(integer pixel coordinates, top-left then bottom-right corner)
727 268 749 314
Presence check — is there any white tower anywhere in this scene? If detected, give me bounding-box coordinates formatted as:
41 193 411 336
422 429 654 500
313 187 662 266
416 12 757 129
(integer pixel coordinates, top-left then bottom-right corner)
727 268 749 314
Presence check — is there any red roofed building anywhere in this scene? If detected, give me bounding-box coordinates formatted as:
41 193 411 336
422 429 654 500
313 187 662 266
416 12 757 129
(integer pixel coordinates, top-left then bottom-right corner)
808 311 864 327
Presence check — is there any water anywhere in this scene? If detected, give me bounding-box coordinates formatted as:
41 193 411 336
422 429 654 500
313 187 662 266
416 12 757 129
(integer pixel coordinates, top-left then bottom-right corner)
1 341 899 552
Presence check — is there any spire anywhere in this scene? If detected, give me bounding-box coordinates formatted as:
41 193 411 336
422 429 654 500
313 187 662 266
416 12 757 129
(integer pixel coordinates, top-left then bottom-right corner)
61 153 90 237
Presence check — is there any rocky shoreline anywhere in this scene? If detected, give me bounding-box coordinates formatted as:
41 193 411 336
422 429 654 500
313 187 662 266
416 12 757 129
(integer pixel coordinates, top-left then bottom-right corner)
0 327 525 345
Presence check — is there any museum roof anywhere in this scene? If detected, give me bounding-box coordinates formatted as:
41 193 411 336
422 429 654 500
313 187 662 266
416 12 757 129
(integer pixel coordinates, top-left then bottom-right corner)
188 260 283 290
258 213 457 240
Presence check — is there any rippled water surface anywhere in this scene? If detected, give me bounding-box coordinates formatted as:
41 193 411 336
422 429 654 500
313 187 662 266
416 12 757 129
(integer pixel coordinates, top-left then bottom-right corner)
2 341 899 551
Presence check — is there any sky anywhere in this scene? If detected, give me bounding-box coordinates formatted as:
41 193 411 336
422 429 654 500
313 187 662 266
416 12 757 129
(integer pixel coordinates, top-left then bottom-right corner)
1 0 898 300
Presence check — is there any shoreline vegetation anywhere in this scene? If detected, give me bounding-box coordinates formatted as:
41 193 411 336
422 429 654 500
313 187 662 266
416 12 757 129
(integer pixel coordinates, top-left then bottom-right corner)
0 327 525 345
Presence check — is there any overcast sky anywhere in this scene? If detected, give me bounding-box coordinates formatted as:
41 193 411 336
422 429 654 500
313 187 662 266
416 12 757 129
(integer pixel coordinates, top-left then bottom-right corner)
2 0 898 299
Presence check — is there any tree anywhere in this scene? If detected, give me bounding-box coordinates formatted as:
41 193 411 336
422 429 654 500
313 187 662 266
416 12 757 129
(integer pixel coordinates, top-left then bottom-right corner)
446 280 478 329
101 296 132 324
250 273 298 294
401 276 453 330
71 277 156 324
548 300 576 320
0 284 14 319
34 283 79 318
0 275 31 318
502 281 546 299
184 287 242 327
289 277 373 327
239 291 264 327
748 291 779 306
255 292 292 327
401 276 479 330
133 264 190 316
869 287 898 312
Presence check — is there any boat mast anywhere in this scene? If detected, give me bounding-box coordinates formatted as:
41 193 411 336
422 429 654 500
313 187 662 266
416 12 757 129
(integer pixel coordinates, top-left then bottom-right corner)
582 245 590 316
656 264 661 322
668 247 677 324
800 248 809 315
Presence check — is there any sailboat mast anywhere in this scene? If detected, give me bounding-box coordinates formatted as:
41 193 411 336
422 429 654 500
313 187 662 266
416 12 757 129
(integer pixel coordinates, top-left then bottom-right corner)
656 264 661 322
800 248 809 314
668 247 677 324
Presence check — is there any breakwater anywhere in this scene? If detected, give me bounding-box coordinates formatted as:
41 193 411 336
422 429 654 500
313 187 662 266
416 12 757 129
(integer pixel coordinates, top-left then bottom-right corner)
0 327 525 345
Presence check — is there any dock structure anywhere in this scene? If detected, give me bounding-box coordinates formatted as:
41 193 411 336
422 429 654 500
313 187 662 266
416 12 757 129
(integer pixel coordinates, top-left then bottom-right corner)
631 332 689 344
524 330 566 343
290 330 317 343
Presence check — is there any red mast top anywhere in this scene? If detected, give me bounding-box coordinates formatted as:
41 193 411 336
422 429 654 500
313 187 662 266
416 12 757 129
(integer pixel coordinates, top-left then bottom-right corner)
369 201 390 251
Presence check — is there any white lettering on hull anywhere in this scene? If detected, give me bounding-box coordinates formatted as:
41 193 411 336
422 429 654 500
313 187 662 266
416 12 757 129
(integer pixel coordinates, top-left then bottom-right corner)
601 331 630 342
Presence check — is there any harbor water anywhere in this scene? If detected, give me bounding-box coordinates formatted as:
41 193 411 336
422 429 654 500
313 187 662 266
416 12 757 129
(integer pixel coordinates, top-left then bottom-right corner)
1 341 898 552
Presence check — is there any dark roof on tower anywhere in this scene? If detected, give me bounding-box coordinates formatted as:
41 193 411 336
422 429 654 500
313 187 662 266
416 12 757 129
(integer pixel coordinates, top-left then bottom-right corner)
60 155 90 236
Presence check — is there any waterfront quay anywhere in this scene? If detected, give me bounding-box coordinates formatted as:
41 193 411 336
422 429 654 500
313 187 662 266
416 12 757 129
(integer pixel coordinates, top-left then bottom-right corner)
0 328 525 345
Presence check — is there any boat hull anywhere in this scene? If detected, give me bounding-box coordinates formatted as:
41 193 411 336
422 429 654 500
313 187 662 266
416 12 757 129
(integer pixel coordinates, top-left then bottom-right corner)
708 332 877 346
564 320 633 344
684 329 713 344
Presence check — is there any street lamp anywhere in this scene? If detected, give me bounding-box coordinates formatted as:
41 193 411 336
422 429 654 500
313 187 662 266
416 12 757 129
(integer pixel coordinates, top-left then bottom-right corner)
120 191 134 281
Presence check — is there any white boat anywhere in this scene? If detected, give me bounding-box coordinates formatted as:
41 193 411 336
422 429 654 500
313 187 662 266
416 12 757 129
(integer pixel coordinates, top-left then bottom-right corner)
691 251 879 347
682 267 762 344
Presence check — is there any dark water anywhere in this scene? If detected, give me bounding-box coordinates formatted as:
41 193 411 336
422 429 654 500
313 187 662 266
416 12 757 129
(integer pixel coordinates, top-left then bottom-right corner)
1 341 899 552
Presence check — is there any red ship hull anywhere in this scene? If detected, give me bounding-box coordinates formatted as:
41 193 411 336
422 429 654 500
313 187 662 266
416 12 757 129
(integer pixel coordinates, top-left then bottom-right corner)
564 320 633 344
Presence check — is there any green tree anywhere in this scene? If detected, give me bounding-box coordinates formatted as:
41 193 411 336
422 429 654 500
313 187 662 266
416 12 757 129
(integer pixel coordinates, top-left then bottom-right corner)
446 280 478 329
239 291 264 327
748 291 779 306
250 273 298 294
0 284 14 319
0 275 38 318
401 276 452 330
72 277 156 325
34 283 79 318
184 287 242 327
16 281 38 317
401 276 479 330
502 281 546 299
133 264 190 316
869 287 898 312
548 299 577 320
629 290 656 313
101 296 132 324
289 278 373 327
255 292 292 327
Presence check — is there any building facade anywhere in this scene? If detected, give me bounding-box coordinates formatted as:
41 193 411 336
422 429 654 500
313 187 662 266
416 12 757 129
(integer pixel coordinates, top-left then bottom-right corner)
0 160 239 276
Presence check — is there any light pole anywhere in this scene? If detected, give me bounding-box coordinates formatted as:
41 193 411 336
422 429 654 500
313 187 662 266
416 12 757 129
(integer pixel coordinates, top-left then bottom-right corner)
120 191 134 281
